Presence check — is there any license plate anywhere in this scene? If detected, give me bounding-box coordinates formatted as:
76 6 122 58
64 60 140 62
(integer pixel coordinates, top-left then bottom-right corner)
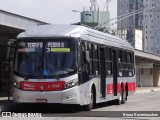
36 99 47 103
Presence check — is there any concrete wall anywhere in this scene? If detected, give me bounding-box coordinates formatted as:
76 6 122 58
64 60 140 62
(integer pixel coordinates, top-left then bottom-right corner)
143 0 160 55
153 67 160 86
141 69 153 87
136 68 153 87
136 68 140 86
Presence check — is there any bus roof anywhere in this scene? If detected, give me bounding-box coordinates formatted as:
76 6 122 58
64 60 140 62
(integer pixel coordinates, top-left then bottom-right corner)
18 24 134 51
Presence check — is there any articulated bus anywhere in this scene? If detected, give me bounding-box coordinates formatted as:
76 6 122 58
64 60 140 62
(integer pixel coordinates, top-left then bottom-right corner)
12 24 135 110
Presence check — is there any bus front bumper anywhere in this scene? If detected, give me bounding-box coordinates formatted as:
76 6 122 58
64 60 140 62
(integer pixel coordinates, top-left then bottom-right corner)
13 86 80 104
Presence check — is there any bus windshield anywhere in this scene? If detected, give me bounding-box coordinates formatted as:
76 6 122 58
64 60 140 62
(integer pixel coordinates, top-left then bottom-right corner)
14 38 77 78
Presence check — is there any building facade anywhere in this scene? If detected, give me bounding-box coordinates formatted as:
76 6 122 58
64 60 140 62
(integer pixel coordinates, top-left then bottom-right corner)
143 0 160 55
117 0 143 47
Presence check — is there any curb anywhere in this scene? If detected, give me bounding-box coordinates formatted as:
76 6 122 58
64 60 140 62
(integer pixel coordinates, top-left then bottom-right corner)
135 88 160 94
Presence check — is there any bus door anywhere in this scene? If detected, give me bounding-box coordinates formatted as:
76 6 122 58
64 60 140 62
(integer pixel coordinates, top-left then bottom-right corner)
99 48 106 98
112 50 118 96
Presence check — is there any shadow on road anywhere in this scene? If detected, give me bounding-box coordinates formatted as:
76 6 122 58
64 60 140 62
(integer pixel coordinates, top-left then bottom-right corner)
1 100 116 114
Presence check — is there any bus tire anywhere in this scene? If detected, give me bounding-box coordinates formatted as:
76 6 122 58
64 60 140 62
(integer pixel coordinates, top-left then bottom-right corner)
116 88 123 105
122 87 126 104
84 88 95 111
125 84 128 101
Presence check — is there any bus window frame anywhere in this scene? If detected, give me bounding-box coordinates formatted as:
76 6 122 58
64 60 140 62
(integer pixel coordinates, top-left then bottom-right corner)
105 46 113 76
14 37 78 78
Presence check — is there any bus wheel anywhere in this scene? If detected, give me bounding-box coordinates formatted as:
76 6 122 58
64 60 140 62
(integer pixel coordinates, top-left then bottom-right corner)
116 88 123 105
122 88 126 104
84 89 94 111
125 84 128 101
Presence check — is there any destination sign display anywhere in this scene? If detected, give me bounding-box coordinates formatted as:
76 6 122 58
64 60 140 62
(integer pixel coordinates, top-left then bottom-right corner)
19 42 67 48
27 42 43 48
47 42 65 48
18 42 43 52
50 48 70 52
46 41 70 52
18 48 42 52
17 41 70 53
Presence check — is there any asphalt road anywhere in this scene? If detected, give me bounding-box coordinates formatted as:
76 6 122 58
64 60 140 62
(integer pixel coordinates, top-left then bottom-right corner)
0 92 160 120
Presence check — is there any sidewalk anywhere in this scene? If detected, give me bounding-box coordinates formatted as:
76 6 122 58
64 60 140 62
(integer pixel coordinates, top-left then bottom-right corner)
135 86 160 94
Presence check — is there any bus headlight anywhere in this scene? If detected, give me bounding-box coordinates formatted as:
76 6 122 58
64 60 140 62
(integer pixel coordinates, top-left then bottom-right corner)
64 80 78 90
13 80 21 89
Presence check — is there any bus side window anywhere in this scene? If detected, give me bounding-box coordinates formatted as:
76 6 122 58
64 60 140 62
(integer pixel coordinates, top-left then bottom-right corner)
80 42 91 74
118 50 122 62
80 43 84 64
79 41 89 83
127 52 132 63
80 42 86 65
106 47 111 61
93 45 99 76
105 47 112 75
89 43 94 76
122 51 127 63
131 52 134 63
88 43 93 59
93 45 99 60
81 51 85 65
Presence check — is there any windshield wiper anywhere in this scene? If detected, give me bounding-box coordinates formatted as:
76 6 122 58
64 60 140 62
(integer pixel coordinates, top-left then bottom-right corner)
48 63 60 80
43 42 59 80
24 65 43 80
24 75 31 80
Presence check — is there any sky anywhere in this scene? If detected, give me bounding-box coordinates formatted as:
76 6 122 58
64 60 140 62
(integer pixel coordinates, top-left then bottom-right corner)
0 0 117 25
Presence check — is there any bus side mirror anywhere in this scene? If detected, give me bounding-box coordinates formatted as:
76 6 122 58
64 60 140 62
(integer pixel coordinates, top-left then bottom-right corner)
85 51 90 63
7 47 10 60
7 39 16 61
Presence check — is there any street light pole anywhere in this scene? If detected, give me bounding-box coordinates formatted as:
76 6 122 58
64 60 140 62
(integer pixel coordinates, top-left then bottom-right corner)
97 5 99 26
